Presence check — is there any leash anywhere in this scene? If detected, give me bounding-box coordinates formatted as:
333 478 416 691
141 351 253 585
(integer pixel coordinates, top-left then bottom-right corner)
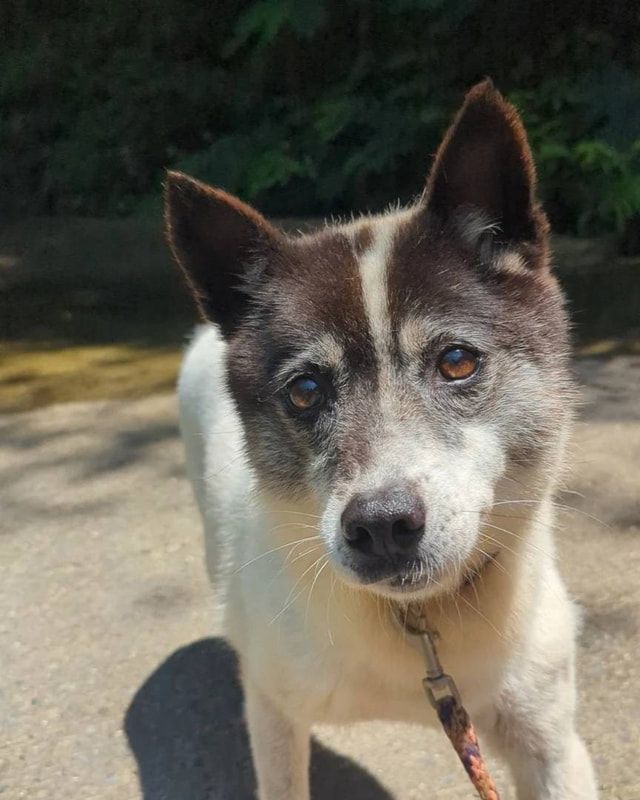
400 608 501 800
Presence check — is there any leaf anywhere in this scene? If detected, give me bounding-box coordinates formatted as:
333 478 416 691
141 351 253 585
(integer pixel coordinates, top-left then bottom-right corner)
245 149 308 196
222 0 326 57
312 98 353 142
222 0 292 57
537 141 571 161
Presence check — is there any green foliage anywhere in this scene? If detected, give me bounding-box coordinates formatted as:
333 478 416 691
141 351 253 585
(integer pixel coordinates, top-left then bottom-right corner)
223 0 327 55
513 73 640 235
544 140 640 236
2 0 639 235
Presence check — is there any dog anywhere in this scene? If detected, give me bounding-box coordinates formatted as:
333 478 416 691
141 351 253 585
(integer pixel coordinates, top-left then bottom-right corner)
165 80 598 799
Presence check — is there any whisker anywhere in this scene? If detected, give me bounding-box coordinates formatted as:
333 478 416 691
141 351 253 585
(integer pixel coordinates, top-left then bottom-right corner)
479 530 536 564
375 593 385 635
326 573 337 646
469 571 481 607
481 522 555 561
452 589 463 633
491 499 610 528
271 554 327 624
274 544 324 582
269 510 323 520
559 488 586 499
474 546 509 576
266 521 320 534
455 590 510 643
233 535 322 573
282 542 323 569
479 531 564 604
383 596 396 641
456 508 572 535
305 558 330 630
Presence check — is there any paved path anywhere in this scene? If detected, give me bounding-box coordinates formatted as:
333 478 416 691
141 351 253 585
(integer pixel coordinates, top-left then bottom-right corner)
2 357 639 799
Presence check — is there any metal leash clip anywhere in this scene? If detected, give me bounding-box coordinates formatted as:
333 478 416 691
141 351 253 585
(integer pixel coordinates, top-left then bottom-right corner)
414 628 462 709
400 609 501 800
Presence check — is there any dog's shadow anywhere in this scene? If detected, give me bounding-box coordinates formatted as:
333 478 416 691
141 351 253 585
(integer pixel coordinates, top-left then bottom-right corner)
125 638 392 799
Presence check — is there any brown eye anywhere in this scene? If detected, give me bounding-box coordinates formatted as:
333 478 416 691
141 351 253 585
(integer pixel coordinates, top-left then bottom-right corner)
437 347 479 381
287 375 324 411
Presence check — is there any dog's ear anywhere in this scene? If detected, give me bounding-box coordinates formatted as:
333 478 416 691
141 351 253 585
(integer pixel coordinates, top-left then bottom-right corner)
165 171 280 335
425 80 548 264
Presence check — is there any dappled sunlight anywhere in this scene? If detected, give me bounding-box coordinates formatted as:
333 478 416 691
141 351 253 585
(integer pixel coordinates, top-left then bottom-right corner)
576 338 640 357
0 342 181 413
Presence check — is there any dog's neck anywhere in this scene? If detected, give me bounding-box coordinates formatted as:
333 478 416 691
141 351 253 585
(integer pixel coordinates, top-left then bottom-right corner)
396 548 500 636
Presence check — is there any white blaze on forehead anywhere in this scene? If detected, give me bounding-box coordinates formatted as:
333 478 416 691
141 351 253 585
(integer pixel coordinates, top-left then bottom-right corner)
353 216 400 357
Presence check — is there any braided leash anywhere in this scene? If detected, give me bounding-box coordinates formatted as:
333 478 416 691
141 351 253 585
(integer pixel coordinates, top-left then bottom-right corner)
401 611 501 800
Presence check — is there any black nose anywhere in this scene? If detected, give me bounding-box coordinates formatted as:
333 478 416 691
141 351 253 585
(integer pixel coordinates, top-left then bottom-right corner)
341 486 426 558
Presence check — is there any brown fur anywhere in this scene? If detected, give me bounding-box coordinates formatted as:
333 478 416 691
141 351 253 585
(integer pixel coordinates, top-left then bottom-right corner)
166 80 572 493
168 82 598 800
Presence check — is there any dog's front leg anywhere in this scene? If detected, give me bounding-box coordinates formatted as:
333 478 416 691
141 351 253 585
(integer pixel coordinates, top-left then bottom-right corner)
486 670 598 799
245 681 311 800
506 731 597 800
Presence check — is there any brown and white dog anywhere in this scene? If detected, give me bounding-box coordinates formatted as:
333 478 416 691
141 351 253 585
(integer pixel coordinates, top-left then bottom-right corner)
165 81 598 799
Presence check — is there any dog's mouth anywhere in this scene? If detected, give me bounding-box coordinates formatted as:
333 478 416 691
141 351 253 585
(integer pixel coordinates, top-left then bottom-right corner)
385 570 430 592
343 557 440 595
344 550 499 597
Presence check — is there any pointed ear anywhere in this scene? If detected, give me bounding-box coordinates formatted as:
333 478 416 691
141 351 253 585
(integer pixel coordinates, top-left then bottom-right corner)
165 171 280 335
425 80 548 262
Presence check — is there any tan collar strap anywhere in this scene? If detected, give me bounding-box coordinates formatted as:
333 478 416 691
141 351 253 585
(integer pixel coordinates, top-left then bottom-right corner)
397 606 501 800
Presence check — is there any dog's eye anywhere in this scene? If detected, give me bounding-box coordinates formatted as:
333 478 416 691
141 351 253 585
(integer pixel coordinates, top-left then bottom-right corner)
437 347 479 381
287 375 324 411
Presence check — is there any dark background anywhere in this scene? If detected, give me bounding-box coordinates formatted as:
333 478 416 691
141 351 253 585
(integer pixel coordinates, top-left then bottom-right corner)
1 1 639 414
3 0 640 239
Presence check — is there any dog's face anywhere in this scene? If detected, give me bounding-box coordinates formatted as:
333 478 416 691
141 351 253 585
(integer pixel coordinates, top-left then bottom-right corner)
166 81 572 599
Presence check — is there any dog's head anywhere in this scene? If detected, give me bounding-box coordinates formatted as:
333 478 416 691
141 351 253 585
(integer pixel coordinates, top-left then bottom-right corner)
166 81 572 599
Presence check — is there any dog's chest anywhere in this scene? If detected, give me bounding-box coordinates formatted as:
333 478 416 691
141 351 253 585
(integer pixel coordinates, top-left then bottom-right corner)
286 623 437 725
279 595 509 727
320 658 433 725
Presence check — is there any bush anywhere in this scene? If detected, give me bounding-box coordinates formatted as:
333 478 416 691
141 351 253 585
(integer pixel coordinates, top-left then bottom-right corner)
2 0 639 236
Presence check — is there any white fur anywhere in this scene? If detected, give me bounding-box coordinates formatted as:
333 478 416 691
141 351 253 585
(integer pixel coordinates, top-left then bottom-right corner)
178 324 598 799
354 216 399 356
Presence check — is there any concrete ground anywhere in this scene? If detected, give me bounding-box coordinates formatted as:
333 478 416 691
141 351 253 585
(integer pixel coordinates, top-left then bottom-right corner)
1 356 639 800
